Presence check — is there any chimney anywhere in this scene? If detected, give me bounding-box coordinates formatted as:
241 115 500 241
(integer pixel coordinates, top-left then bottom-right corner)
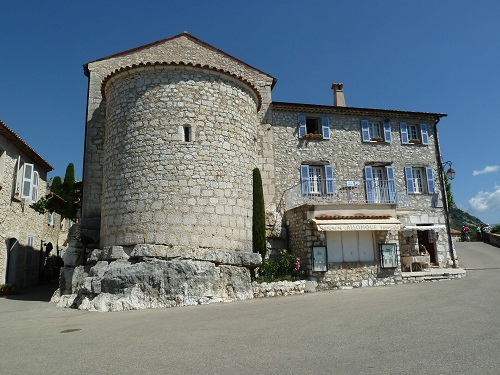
331 83 346 107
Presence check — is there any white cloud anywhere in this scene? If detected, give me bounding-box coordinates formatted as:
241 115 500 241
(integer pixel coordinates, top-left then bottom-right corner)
473 165 500 176
468 187 500 213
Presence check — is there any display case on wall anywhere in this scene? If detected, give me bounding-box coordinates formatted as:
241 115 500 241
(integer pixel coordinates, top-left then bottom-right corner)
379 243 398 268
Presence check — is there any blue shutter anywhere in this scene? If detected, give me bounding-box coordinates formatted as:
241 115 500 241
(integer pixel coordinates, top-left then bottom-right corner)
420 123 429 145
385 166 396 203
325 165 334 195
383 120 392 143
300 165 310 195
364 166 374 203
405 166 415 194
426 167 435 194
298 115 306 139
361 120 370 142
400 122 409 144
321 117 331 140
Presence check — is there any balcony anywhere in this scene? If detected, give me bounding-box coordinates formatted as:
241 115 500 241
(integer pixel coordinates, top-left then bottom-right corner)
284 179 409 210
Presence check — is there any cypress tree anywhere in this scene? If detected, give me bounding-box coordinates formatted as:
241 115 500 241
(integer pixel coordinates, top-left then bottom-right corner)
253 167 266 259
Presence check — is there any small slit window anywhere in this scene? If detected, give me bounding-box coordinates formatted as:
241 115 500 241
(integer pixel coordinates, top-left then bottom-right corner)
183 126 191 142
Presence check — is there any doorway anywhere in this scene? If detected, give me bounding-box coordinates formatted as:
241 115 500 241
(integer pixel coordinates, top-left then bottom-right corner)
417 230 437 264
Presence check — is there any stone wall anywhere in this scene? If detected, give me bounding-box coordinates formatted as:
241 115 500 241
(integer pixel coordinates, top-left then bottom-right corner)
486 233 500 248
0 135 57 288
82 34 275 245
100 65 258 251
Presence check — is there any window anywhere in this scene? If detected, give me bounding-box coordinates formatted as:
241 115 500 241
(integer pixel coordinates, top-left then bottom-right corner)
400 122 429 145
405 166 435 195
364 165 396 203
361 119 391 143
300 164 334 195
15 158 40 202
48 211 56 227
298 115 330 140
183 126 191 142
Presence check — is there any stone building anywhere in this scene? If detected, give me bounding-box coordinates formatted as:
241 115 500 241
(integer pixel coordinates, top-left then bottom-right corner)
64 33 456 310
0 120 64 289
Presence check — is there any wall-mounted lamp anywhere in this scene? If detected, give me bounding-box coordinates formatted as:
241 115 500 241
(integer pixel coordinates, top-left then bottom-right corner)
442 161 455 180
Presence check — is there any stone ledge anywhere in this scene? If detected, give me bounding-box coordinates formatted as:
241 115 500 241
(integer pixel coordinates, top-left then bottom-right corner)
88 244 262 268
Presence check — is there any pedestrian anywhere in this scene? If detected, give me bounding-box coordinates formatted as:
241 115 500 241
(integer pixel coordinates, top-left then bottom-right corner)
462 225 471 242
476 224 482 241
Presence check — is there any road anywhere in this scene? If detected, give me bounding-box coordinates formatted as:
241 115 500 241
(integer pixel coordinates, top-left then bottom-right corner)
0 241 499 375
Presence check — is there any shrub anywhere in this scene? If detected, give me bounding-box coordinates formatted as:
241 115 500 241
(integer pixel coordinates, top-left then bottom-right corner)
256 249 304 282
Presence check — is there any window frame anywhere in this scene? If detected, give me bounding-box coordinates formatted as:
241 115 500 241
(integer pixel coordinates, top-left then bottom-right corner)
400 122 429 145
361 119 391 143
298 115 331 140
301 164 335 196
404 166 435 195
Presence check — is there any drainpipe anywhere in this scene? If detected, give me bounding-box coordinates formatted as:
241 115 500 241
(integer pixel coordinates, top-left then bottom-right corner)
434 117 457 268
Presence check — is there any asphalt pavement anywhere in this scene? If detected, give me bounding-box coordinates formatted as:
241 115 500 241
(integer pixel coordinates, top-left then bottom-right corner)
1 241 499 375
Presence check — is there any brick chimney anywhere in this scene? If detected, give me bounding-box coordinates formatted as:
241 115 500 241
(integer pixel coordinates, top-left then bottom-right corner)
331 83 346 107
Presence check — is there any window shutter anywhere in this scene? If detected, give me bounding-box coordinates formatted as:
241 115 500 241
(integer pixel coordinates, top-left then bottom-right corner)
385 166 397 203
361 120 370 142
298 115 306 139
321 117 331 140
420 123 429 145
325 165 335 194
383 120 392 143
21 163 34 199
405 166 415 194
364 166 374 203
31 171 39 202
300 165 310 195
426 167 435 194
400 122 409 144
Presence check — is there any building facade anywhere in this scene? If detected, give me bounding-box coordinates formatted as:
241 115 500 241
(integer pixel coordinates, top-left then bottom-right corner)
71 33 456 309
0 120 64 289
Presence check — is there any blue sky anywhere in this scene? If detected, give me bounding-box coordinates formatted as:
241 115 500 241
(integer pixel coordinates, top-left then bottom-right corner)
1 1 499 225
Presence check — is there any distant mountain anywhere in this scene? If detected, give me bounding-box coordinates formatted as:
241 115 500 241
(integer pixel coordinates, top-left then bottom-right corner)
449 206 484 230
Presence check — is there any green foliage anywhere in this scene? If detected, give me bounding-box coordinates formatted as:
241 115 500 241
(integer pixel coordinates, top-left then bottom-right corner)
449 206 484 231
492 225 500 234
252 167 267 259
443 173 454 208
30 162 81 220
256 250 303 282
29 196 51 214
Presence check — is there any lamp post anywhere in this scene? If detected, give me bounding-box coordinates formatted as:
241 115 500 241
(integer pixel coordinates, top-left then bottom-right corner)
442 161 455 180
440 159 457 267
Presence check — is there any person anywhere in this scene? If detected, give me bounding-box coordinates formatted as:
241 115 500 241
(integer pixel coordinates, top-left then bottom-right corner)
476 224 482 241
462 225 471 242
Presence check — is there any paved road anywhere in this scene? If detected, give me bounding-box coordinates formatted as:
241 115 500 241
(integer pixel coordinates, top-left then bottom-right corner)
1 241 499 375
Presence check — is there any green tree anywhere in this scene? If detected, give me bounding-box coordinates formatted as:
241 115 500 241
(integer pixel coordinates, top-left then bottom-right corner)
252 168 266 259
444 172 454 208
30 163 81 220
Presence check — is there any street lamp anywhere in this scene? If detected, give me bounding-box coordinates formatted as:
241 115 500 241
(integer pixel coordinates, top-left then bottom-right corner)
442 161 455 180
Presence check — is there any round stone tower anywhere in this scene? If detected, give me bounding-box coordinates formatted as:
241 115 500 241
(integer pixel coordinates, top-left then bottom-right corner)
101 64 260 251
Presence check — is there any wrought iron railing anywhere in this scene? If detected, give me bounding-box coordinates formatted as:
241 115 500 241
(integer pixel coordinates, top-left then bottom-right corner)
284 179 408 210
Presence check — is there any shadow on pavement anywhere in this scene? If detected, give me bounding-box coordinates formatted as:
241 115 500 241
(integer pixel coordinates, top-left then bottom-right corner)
2 281 59 302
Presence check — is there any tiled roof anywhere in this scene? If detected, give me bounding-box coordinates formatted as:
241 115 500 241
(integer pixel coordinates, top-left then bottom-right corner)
0 120 53 172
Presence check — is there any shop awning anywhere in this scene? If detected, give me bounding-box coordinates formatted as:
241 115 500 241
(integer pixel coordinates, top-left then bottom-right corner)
312 218 401 231
402 225 447 230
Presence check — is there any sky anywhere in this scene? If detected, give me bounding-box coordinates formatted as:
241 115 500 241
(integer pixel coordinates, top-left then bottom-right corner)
1 1 499 225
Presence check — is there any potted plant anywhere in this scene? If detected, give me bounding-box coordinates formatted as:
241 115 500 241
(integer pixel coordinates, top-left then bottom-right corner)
409 138 422 144
302 133 323 140
370 137 384 142
0 283 13 296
